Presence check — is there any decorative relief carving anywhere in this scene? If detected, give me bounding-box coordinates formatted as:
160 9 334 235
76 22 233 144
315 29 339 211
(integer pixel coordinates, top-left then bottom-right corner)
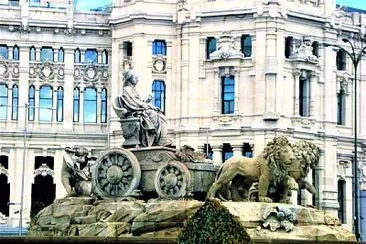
152 55 167 73
73 63 109 85
0 58 18 80
34 163 54 177
29 61 65 82
123 56 133 71
210 32 244 61
0 164 8 176
289 36 319 64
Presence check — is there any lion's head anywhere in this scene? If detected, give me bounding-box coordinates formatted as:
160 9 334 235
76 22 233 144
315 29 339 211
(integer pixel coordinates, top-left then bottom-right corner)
291 140 320 178
261 136 296 186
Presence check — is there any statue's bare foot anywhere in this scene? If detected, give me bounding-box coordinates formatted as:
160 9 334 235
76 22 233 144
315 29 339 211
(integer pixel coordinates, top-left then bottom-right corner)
259 197 273 203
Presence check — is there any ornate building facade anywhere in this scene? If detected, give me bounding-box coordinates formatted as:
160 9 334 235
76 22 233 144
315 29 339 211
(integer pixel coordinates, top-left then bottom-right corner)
0 0 365 238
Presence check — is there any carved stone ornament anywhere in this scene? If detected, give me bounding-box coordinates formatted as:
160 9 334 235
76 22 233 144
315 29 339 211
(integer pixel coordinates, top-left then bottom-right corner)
123 57 133 71
0 164 8 176
85 65 98 82
152 56 166 73
262 206 296 232
290 36 319 64
39 61 56 80
210 32 244 60
34 163 54 177
0 61 9 78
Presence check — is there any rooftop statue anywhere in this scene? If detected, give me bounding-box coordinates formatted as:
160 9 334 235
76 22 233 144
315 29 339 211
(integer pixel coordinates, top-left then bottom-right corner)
207 136 296 203
113 70 173 147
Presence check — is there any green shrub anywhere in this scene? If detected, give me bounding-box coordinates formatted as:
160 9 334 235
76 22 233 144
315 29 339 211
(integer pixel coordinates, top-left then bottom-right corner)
178 198 251 244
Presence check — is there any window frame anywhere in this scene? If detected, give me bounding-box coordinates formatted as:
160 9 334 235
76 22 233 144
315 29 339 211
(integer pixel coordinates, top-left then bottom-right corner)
13 45 19 61
74 48 81 63
84 49 98 63
39 85 53 122
337 89 346 125
221 75 235 114
152 80 166 113
12 84 18 120
58 48 64 63
206 37 217 59
40 46 54 62
152 40 167 56
241 34 252 57
0 84 8 120
83 87 97 123
56 87 63 122
28 85 35 121
336 50 347 71
0 45 8 59
299 72 310 117
29 46 36 61
101 88 107 123
102 49 108 64
73 87 80 122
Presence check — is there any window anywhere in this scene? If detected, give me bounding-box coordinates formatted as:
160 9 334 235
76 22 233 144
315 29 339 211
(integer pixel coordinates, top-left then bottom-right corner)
74 48 81 63
152 80 166 113
222 143 233 162
12 84 18 120
203 144 213 160
39 86 53 122
29 46 36 61
73 88 80 122
299 71 310 117
28 85 35 121
285 36 293 58
84 49 98 63
102 49 108 64
123 41 133 57
336 50 346 71
9 0 19 6
221 76 235 114
337 179 346 223
29 0 40 7
312 41 320 57
337 89 346 125
0 84 7 120
13 45 19 60
241 35 252 57
0 45 8 59
84 87 97 123
58 48 64 62
152 40 167 56
101 88 107 123
40 47 53 62
56 87 63 122
206 37 216 59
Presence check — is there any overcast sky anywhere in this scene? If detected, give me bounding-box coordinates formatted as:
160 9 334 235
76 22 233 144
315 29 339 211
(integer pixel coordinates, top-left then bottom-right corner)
74 0 365 11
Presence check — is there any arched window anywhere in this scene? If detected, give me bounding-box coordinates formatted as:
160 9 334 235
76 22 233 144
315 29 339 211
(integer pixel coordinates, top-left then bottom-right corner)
0 84 8 120
337 88 346 125
58 48 64 62
13 45 19 61
299 70 310 117
39 85 53 122
56 87 63 122
84 87 97 123
102 49 108 64
73 87 80 122
29 46 36 61
206 37 216 59
28 85 35 121
152 80 165 113
101 88 107 123
152 40 167 56
221 76 235 114
12 84 18 120
312 41 320 58
40 46 53 62
84 49 98 63
74 48 81 63
0 45 8 59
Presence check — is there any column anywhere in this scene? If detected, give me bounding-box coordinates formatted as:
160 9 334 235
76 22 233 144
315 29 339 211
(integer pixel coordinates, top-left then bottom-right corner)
212 145 223 165
293 69 301 116
52 85 57 123
232 144 243 157
18 46 29 129
8 47 13 61
79 86 84 123
96 86 102 123
63 48 74 131
34 84 40 122
234 69 240 114
53 49 58 63
54 149 66 199
213 69 220 114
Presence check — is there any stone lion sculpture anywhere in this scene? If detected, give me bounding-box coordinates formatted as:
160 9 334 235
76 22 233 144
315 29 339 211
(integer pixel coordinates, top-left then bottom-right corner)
207 136 296 203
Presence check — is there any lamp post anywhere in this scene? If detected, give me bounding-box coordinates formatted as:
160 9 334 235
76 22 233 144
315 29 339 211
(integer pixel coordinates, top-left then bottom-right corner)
324 38 366 241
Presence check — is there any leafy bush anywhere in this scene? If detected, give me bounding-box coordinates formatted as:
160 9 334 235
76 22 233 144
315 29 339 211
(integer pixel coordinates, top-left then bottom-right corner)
178 198 251 244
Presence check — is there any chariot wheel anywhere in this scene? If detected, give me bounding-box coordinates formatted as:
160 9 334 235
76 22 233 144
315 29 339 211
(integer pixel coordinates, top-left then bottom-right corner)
154 161 191 198
93 149 141 198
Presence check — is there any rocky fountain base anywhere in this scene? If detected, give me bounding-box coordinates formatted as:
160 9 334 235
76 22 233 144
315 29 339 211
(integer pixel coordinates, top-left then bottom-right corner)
28 197 356 242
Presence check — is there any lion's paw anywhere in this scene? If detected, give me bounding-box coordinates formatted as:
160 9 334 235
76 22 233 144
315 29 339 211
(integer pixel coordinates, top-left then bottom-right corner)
259 197 273 203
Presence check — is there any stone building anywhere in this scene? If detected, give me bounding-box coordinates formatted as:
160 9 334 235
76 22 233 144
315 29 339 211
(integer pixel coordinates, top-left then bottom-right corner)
0 0 365 238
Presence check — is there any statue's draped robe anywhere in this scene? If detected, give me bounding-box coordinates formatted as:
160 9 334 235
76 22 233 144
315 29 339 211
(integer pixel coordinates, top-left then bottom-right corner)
120 85 169 147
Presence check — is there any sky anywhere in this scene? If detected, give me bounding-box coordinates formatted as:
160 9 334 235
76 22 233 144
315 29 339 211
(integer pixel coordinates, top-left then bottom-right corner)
336 0 365 10
74 0 365 11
